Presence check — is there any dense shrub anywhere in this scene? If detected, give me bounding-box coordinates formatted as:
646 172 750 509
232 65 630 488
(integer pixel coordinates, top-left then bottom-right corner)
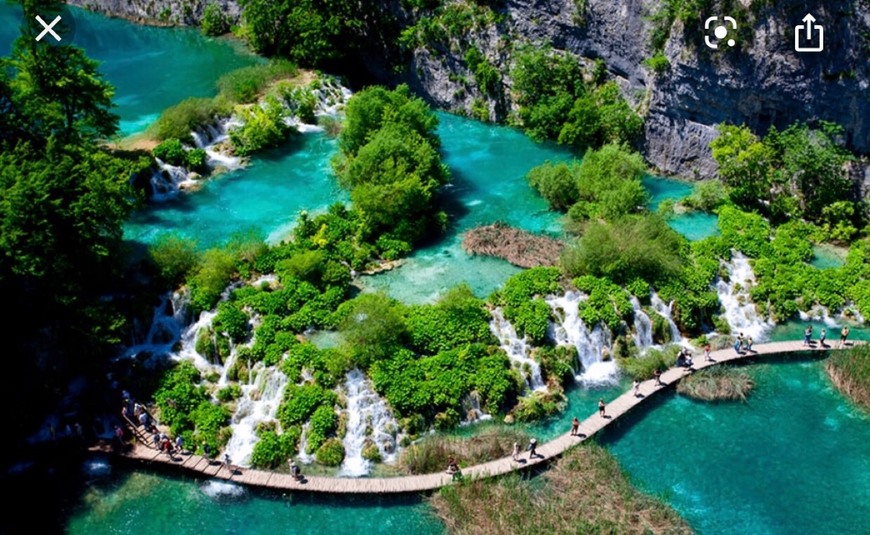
277 384 337 429
617 346 679 380
511 298 553 345
406 284 493 354
153 138 188 166
215 384 242 402
229 97 295 156
150 97 230 142
315 437 346 466
212 301 249 342
338 293 407 367
188 247 237 315
148 233 199 285
561 215 685 284
573 276 634 332
526 160 580 211
201 2 230 36
250 427 301 468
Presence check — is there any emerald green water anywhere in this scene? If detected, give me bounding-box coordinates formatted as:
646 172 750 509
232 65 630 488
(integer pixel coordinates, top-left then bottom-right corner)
811 244 847 269
0 4 258 135
66 467 441 535
124 135 344 247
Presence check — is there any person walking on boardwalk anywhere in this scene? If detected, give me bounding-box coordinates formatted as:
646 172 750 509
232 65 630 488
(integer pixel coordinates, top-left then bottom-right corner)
527 438 538 459
840 326 850 348
803 325 813 346
289 459 303 481
820 328 827 347
704 343 712 362
745 336 753 353
633 379 640 397
511 441 520 461
654 368 664 386
598 399 606 418
570 416 580 436
446 456 462 481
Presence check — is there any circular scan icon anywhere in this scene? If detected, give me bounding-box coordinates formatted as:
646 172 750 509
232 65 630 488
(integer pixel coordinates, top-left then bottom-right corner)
32 5 76 46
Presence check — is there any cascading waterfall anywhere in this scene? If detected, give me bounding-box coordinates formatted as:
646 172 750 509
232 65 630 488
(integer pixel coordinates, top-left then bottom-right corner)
460 391 492 424
339 369 400 477
546 292 619 386
715 252 773 340
119 293 189 363
488 308 546 391
650 291 683 344
630 296 653 349
191 118 244 171
149 163 192 201
223 366 289 467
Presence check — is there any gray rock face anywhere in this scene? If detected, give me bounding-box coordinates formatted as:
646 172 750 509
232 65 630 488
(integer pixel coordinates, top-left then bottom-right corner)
405 0 869 178
66 0 241 26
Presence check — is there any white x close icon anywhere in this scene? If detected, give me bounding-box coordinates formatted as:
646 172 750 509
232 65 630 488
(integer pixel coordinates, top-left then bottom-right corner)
35 15 62 42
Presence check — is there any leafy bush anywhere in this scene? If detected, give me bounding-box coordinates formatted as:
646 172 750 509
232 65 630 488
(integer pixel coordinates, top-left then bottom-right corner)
212 302 249 342
201 2 230 36
537 346 577 386
149 233 199 285
153 138 187 166
306 404 338 452
229 97 295 156
150 97 230 142
338 293 407 367
511 298 552 345
643 53 670 75
216 384 242 402
188 247 237 315
526 160 580 211
250 427 301 468
406 284 493 354
277 384 337 429
561 215 685 284
682 180 728 212
315 437 346 466
573 276 634 332
511 390 566 422
186 148 208 173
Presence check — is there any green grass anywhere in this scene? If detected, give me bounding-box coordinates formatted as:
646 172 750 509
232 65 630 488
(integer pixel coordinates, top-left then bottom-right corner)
676 366 755 402
148 97 232 142
430 442 692 534
217 60 299 104
827 344 870 411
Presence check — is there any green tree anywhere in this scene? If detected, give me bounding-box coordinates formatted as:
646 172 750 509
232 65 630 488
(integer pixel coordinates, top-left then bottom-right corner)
201 2 230 36
5 3 118 142
526 160 580 211
711 124 773 211
339 293 407 366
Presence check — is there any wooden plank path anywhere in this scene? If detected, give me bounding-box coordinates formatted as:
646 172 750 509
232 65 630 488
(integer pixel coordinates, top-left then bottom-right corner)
101 340 857 494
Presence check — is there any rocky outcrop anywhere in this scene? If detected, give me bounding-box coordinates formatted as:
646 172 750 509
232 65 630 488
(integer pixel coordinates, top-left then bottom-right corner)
67 0 241 26
403 0 869 178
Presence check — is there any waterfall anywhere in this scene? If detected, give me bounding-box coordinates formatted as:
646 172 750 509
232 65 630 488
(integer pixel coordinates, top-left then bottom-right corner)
460 391 492 424
296 422 316 464
149 163 192 201
192 118 243 171
631 296 653 350
715 252 773 340
223 366 288 467
119 293 187 363
488 308 546 391
799 306 839 327
650 291 683 344
339 368 400 477
546 292 619 386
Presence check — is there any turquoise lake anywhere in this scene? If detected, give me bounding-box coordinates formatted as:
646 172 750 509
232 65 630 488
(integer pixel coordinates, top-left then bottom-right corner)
3 5 868 534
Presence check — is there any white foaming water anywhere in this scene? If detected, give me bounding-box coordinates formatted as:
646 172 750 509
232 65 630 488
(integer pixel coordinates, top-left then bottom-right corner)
650 291 684 344
489 308 546 391
460 391 493 424
630 296 653 350
224 366 289 467
149 163 192 201
339 369 400 477
546 292 619 386
799 306 840 327
83 458 111 478
192 118 244 171
715 253 773 340
296 420 316 464
119 293 189 365
201 480 246 499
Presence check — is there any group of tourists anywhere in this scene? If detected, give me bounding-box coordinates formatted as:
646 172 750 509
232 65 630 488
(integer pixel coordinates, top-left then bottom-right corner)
733 333 754 354
803 325 850 348
509 438 541 463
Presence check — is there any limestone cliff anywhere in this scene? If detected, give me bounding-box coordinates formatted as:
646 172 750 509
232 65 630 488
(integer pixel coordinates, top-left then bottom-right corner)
67 0 241 26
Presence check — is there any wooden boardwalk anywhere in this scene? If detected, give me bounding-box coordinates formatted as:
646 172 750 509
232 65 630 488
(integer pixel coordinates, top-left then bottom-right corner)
102 340 855 494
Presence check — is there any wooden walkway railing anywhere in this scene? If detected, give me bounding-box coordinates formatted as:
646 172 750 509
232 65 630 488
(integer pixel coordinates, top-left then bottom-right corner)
97 340 857 494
